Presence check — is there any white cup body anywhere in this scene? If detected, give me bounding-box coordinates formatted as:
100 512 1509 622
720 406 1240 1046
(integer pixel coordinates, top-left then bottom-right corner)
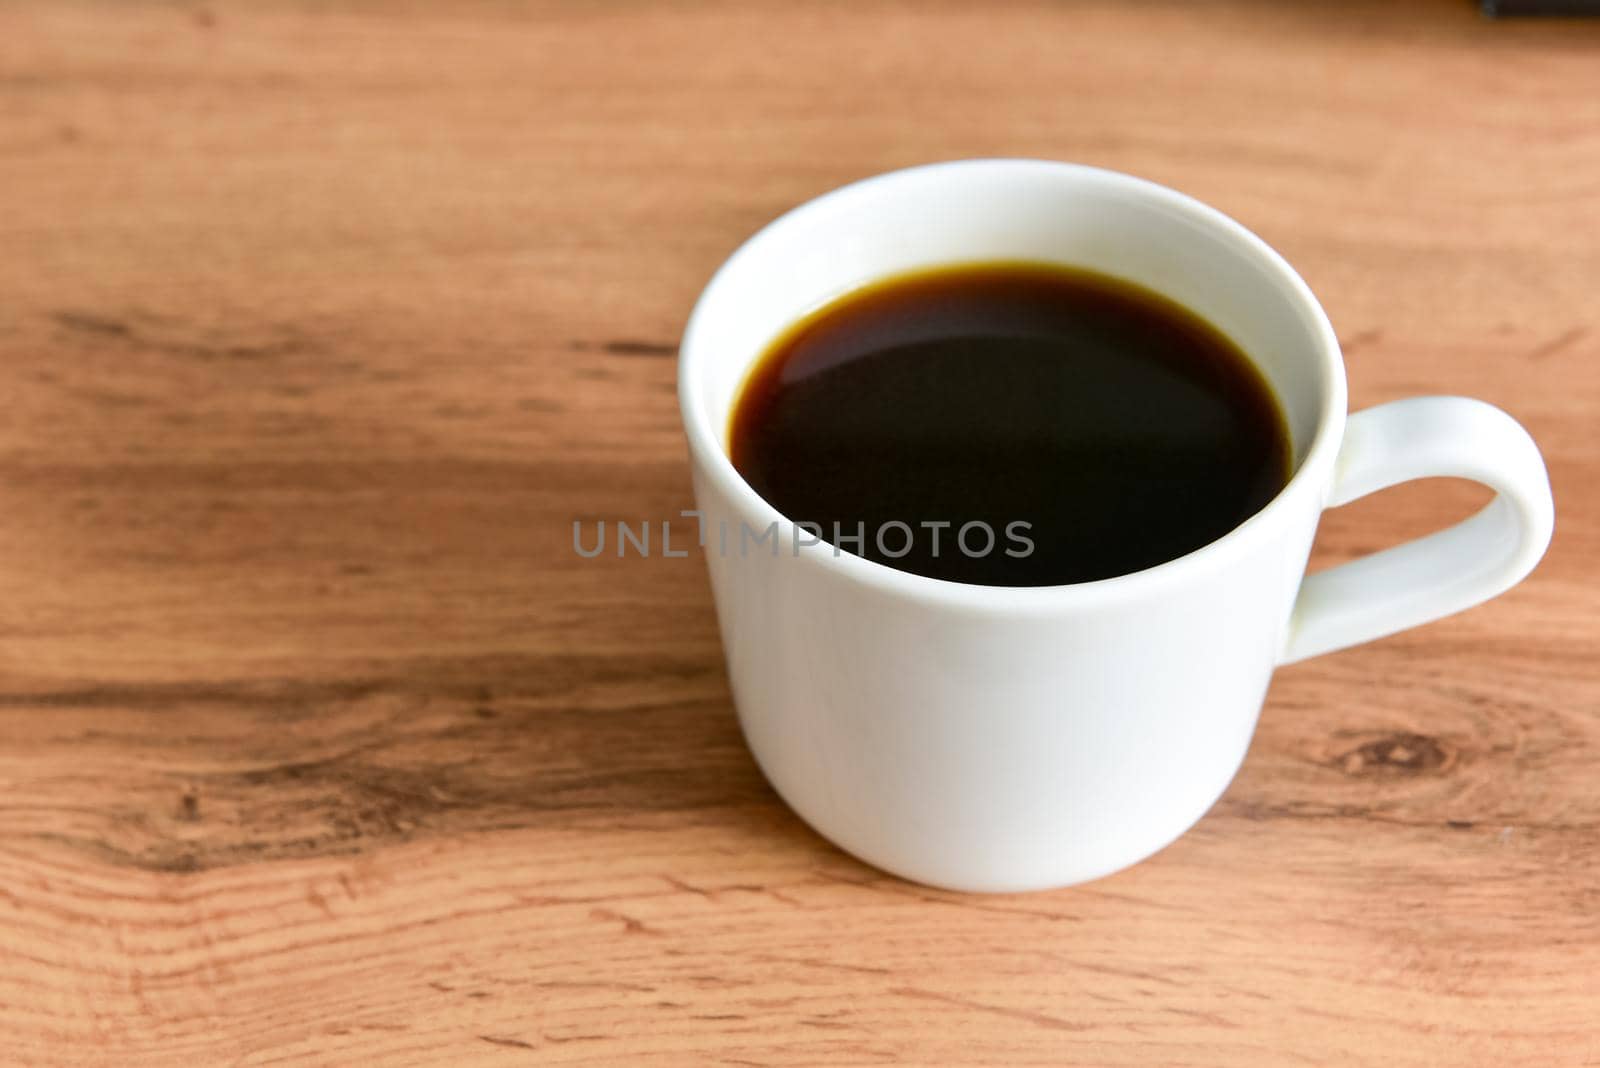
679 160 1347 892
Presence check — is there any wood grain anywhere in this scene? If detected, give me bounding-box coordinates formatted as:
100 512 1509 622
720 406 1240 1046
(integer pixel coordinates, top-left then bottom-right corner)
1 1 1598 1064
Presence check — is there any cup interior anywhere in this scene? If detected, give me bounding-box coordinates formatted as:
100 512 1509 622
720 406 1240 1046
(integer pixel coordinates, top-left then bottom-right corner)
682 160 1342 482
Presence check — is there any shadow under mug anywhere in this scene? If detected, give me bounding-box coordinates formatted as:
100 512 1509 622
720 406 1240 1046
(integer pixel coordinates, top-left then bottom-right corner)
678 159 1554 892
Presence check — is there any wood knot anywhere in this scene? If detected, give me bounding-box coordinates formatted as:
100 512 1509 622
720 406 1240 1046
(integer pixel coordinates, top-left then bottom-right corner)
1335 732 1452 778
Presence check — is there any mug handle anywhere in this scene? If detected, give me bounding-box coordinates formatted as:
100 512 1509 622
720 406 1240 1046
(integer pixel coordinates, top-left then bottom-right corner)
1280 396 1554 665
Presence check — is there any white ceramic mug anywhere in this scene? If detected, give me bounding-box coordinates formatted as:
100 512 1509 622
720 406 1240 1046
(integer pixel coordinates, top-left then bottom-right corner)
677 160 1554 893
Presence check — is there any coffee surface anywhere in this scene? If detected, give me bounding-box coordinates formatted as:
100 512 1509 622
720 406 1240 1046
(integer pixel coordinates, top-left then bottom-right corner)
729 262 1291 586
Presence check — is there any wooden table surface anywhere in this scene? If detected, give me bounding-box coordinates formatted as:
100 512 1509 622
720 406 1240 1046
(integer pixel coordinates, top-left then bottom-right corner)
2 2 1598 1064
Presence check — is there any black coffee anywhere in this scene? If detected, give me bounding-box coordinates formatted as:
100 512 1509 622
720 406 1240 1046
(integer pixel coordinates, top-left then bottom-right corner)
729 262 1291 586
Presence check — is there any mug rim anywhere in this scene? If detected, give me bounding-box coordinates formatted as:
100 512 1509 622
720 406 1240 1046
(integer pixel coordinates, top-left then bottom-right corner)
678 158 1347 612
